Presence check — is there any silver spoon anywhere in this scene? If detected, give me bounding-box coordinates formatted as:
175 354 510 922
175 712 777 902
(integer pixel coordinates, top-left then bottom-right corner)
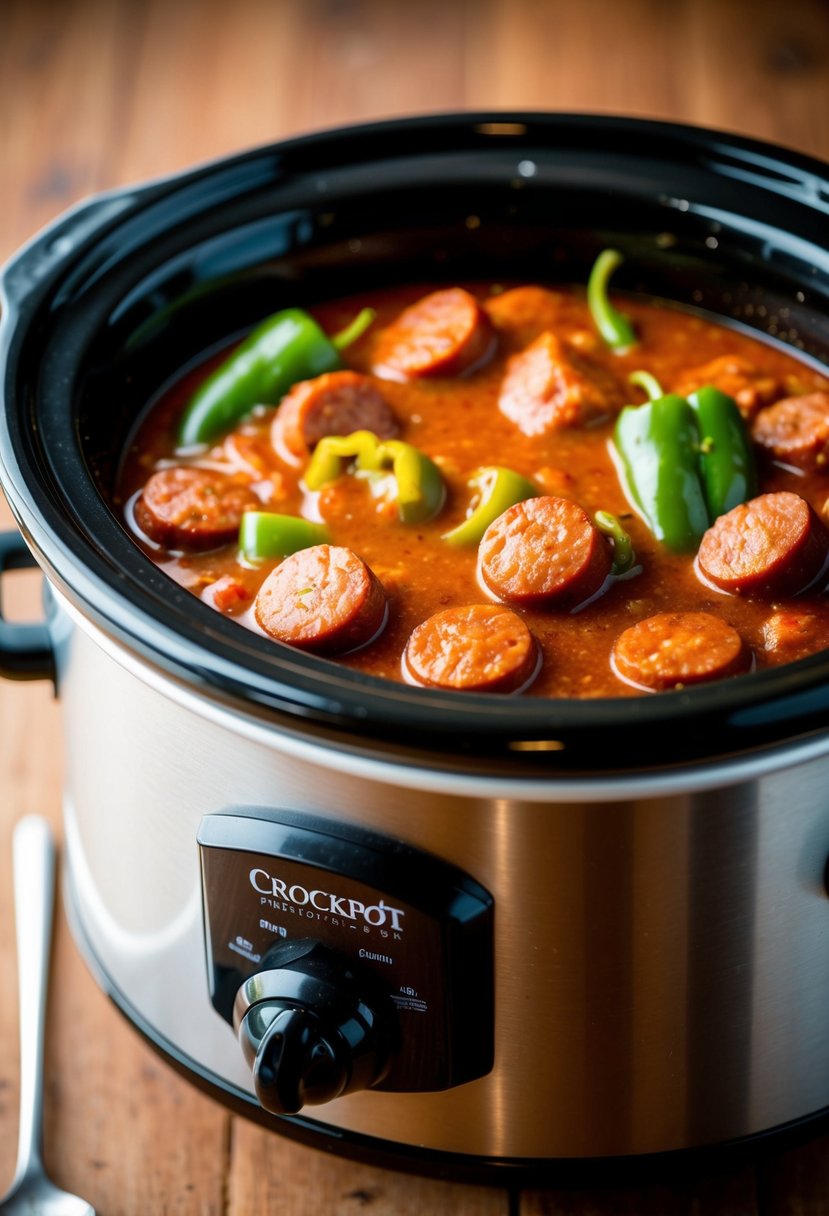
0 816 94 1215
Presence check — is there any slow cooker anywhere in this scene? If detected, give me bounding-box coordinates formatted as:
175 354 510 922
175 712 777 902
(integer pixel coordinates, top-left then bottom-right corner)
3 114 829 1179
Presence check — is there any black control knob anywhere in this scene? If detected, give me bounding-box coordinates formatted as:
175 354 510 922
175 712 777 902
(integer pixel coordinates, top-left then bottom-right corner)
232 939 398 1115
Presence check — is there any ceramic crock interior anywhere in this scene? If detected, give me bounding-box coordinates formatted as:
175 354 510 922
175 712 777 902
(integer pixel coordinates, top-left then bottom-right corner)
6 114 829 773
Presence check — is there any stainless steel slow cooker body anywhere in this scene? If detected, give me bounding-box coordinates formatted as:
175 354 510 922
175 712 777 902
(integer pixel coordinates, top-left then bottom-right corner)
4 114 829 1176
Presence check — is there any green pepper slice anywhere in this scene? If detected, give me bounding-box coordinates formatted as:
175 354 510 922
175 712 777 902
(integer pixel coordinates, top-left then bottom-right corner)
239 512 330 561
442 466 537 546
613 393 709 552
303 430 380 489
304 430 445 524
587 249 637 353
178 307 375 447
594 511 636 574
628 370 663 402
687 385 757 521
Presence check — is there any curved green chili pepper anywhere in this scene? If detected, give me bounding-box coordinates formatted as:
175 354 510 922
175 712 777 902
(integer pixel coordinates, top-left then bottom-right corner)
613 394 709 552
442 466 537 546
239 512 330 561
628 370 663 402
587 249 637 353
594 511 636 574
304 430 445 524
178 307 375 447
687 386 757 521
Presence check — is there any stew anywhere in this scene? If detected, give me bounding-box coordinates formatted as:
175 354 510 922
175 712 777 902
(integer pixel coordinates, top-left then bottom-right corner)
117 267 829 698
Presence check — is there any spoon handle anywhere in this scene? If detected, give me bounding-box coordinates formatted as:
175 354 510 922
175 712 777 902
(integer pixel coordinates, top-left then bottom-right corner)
11 815 55 1181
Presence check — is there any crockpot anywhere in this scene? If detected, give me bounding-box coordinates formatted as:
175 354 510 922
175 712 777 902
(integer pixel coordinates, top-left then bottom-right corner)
3 113 829 1180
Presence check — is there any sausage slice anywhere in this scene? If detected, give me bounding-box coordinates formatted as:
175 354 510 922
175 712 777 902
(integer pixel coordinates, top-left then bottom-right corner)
403 604 539 693
498 331 624 434
612 612 751 691
272 370 399 466
134 466 259 551
254 544 387 655
479 496 612 608
752 391 829 472
672 354 782 417
371 288 494 380
697 491 829 597
484 286 568 349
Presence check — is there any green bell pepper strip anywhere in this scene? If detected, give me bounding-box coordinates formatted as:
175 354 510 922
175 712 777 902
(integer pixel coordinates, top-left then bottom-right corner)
613 394 710 553
594 511 636 575
442 466 537 546
178 307 376 448
304 430 445 524
628 370 663 402
587 249 637 353
239 512 330 561
687 386 757 521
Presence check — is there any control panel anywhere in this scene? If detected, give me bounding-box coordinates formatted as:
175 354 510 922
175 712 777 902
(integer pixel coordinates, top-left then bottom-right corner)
198 808 493 1108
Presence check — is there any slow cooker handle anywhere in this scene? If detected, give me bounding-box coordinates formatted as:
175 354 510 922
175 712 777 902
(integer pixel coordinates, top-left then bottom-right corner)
0 532 54 682
0 187 152 312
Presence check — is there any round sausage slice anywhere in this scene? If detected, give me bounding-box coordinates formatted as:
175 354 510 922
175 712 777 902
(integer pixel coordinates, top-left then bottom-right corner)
697 491 829 597
254 544 387 655
612 612 751 691
498 331 623 434
134 467 259 551
752 391 829 472
272 370 399 466
403 604 539 693
479 496 612 608
371 288 494 380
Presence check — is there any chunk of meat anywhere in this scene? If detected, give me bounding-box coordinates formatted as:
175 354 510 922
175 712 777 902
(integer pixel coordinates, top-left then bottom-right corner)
134 467 259 551
612 612 751 691
672 355 781 417
254 544 387 655
697 491 829 597
484 286 568 348
479 496 612 608
272 370 399 466
403 604 540 692
371 288 494 379
205 575 252 614
752 391 829 472
498 332 624 435
762 610 819 656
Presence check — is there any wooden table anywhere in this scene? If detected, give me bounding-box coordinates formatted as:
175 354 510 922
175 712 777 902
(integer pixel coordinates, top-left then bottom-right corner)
3 0 829 1211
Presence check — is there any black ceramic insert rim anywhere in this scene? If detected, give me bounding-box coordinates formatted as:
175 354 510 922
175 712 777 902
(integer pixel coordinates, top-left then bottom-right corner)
3 112 829 774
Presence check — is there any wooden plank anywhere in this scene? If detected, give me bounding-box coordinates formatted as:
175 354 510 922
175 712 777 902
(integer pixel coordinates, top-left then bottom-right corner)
522 1169 758 1215
45 909 231 1216
229 1121 511 1215
758 1132 829 1216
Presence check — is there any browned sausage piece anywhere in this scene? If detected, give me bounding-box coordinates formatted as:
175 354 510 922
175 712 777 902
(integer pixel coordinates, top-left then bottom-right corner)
612 612 751 691
498 331 624 435
479 496 612 609
752 391 829 472
134 467 259 551
672 354 782 418
403 604 539 693
371 288 494 380
272 370 399 466
697 491 829 598
254 544 387 655
484 286 568 349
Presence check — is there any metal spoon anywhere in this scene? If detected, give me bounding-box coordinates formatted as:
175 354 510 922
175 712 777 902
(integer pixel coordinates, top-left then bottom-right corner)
0 816 94 1215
